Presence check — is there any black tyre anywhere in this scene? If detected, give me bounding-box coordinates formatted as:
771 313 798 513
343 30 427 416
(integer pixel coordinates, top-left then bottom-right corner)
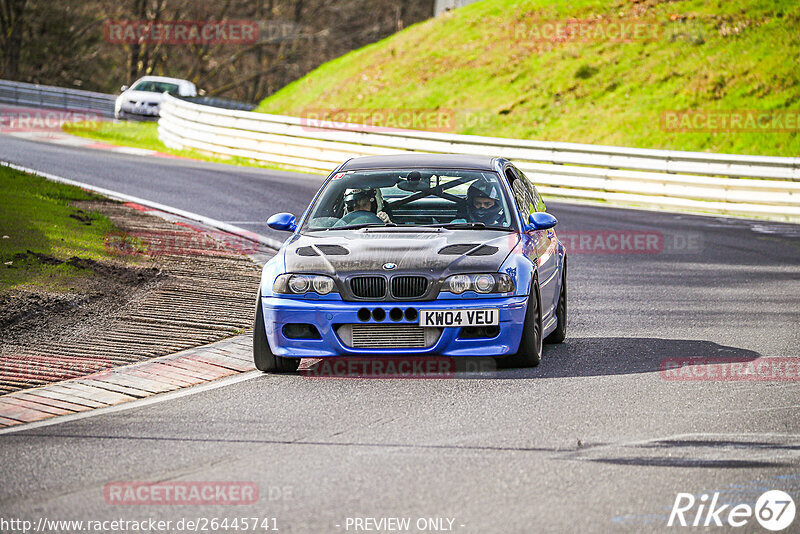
253 292 300 373
544 261 567 344
496 277 542 368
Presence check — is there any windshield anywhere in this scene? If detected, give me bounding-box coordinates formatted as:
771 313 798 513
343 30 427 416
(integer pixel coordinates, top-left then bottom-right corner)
131 81 180 94
302 168 514 231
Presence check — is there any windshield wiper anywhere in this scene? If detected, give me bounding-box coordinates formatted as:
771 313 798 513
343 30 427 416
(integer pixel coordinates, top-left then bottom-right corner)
309 223 392 231
432 222 514 231
346 223 398 230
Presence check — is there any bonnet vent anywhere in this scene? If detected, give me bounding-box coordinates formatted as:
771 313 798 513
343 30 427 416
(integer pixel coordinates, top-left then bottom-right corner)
296 245 349 256
438 244 498 256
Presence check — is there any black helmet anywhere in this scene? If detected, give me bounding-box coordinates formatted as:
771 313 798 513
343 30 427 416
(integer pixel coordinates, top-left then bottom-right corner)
344 188 377 213
466 179 503 224
467 179 500 203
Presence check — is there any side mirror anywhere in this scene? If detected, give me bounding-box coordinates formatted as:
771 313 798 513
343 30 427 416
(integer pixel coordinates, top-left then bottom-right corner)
267 212 297 232
528 212 557 231
120 85 129 92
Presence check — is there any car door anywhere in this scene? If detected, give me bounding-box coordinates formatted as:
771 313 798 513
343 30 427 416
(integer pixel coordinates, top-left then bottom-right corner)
506 165 558 319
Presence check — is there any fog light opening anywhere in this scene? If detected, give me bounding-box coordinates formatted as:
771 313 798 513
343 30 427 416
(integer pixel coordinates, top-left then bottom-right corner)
372 308 386 322
404 308 418 321
459 325 500 339
389 307 403 321
357 308 371 322
282 323 322 340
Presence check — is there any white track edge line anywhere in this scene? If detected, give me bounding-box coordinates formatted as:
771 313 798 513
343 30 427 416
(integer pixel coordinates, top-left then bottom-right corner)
0 371 263 436
0 159 280 433
0 160 286 250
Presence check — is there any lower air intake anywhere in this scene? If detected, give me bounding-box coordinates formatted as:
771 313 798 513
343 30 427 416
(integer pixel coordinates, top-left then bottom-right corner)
337 324 441 349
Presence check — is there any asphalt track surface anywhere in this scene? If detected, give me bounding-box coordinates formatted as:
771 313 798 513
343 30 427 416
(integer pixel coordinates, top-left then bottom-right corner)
1 134 800 533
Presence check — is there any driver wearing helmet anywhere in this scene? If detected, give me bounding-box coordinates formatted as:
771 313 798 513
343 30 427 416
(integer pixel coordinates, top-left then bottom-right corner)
344 188 391 223
465 179 504 226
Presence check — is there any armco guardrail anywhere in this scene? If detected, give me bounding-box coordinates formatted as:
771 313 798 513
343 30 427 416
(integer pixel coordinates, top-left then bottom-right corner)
0 79 255 121
180 95 257 112
0 79 116 118
158 94 800 221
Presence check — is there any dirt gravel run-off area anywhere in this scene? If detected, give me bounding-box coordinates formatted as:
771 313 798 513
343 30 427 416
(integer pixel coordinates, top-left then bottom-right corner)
0 200 264 395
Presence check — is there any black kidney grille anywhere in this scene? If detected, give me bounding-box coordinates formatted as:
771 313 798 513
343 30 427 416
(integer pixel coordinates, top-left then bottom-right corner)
350 276 387 299
391 276 428 299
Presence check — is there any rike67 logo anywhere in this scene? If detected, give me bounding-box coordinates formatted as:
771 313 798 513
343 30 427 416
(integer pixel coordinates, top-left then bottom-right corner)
668 490 795 531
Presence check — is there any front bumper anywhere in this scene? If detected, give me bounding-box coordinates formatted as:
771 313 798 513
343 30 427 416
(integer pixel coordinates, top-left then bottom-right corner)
260 296 528 358
119 103 160 117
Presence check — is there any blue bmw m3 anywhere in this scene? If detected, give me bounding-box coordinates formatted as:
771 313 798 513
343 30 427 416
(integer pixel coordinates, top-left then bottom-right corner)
254 154 567 372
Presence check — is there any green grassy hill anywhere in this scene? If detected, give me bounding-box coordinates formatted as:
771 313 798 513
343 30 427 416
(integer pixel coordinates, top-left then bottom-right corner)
257 0 799 156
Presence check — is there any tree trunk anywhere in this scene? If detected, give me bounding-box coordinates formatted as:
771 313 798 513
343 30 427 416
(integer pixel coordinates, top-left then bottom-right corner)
0 0 29 79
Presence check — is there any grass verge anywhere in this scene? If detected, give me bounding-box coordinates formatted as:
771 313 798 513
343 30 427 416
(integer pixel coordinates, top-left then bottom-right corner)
258 0 800 157
0 165 125 291
62 121 313 173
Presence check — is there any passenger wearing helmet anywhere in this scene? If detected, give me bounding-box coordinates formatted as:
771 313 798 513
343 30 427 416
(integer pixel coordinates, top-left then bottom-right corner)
465 179 504 226
336 188 391 227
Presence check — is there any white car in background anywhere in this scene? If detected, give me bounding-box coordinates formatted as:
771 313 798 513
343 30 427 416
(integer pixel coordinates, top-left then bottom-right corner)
114 76 197 120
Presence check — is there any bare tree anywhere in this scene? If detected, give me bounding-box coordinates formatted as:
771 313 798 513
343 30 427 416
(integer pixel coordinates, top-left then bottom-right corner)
0 0 28 78
2 0 435 102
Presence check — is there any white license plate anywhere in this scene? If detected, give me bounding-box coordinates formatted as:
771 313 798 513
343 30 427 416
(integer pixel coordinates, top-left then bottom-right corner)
419 309 498 327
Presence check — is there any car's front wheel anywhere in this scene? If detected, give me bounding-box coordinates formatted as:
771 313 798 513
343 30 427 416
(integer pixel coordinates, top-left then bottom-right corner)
253 292 300 373
496 277 542 368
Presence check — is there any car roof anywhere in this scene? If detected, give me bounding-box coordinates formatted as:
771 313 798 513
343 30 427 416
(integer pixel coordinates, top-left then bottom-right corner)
339 154 500 172
133 76 194 86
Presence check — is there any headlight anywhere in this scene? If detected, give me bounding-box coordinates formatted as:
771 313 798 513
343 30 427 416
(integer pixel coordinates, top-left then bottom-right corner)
441 273 515 295
447 274 471 294
475 274 495 293
274 274 337 295
312 276 335 295
288 275 310 294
